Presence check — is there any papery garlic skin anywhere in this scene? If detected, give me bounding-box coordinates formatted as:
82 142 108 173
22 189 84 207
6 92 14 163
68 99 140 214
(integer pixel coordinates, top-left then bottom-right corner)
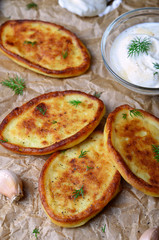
139 227 159 240
0 169 23 202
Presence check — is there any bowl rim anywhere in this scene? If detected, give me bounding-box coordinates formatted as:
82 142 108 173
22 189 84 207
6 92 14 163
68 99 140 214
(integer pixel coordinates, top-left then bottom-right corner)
101 7 159 94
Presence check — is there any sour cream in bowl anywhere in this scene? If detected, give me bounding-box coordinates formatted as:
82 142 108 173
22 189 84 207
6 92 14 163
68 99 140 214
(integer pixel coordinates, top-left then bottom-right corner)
101 8 159 95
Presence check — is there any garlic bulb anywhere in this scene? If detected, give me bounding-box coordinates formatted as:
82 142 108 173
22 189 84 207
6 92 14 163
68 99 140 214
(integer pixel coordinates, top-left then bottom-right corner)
0 169 23 202
139 227 159 240
58 0 107 17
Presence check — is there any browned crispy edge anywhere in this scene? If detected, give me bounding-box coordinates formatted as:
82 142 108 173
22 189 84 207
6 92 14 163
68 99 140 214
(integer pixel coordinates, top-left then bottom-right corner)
38 148 121 228
0 90 105 155
0 20 91 78
105 104 159 197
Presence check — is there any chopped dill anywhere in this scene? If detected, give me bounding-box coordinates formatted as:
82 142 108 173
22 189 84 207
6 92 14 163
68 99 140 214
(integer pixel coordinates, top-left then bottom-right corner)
79 150 88 158
128 37 151 57
26 2 38 9
1 76 26 95
152 144 159 162
129 109 143 118
69 100 81 107
72 185 84 200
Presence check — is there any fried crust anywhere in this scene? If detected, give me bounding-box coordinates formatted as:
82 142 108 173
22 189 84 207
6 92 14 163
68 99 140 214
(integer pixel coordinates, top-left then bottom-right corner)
104 104 159 197
0 90 105 155
39 131 121 227
0 20 91 78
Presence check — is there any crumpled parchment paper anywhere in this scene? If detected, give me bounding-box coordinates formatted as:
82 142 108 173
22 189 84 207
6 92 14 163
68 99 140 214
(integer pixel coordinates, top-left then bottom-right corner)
0 1 159 240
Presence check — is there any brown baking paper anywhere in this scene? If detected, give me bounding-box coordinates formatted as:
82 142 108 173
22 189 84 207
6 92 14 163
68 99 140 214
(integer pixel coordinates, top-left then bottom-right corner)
0 1 159 239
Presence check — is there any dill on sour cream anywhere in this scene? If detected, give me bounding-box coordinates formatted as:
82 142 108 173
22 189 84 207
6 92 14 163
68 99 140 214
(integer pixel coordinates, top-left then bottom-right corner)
110 23 159 88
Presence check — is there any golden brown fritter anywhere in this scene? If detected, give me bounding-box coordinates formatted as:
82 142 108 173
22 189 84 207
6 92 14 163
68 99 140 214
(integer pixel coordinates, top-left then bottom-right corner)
39 130 121 227
0 20 91 78
104 104 159 197
0 90 105 155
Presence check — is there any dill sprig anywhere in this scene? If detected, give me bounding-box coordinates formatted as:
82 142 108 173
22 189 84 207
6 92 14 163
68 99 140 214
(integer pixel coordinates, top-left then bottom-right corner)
122 113 127 119
101 224 106 233
24 40 37 46
153 62 159 75
79 149 88 158
0 139 8 143
26 2 38 9
129 109 143 118
153 62 159 70
62 49 68 59
128 37 151 57
152 144 159 162
1 76 26 95
86 166 93 171
52 120 57 124
93 91 102 98
72 185 84 200
36 106 47 115
61 149 66 154
69 100 81 107
33 228 40 239
154 72 158 76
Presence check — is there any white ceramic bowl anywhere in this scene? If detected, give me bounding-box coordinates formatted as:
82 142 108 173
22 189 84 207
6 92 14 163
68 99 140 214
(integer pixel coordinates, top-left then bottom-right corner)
101 7 159 95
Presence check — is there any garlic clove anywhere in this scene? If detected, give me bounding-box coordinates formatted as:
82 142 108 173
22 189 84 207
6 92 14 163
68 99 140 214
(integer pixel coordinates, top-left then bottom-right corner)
139 227 159 240
0 169 23 202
